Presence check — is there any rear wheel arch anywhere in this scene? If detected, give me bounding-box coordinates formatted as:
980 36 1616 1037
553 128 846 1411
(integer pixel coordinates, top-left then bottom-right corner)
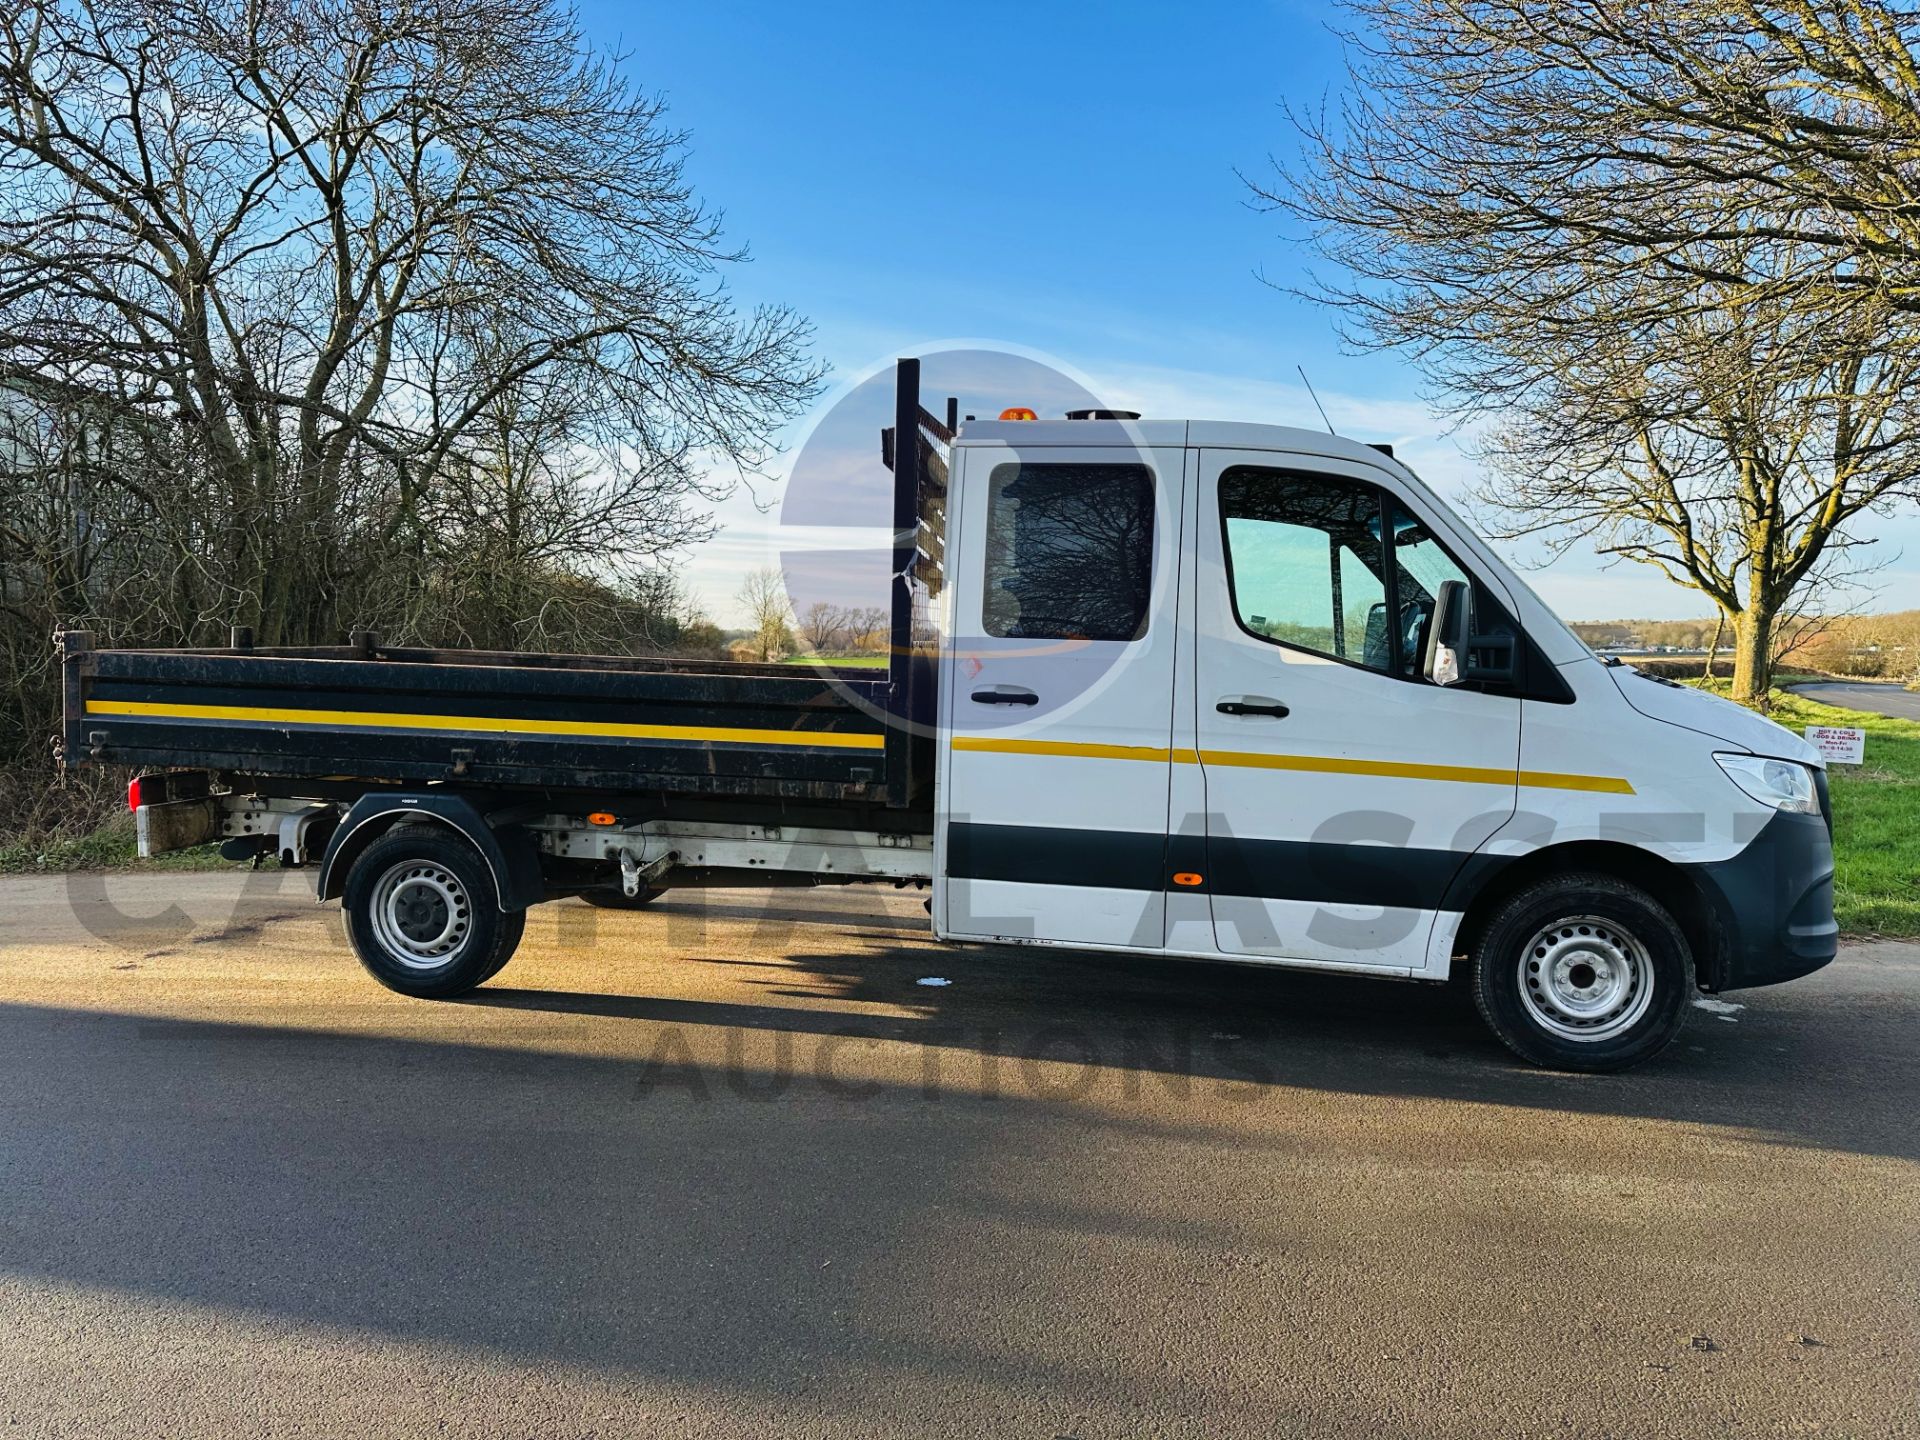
341 824 527 998
317 796 543 911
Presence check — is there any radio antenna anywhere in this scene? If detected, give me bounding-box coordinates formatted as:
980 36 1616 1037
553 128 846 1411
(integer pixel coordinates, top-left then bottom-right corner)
1297 365 1336 435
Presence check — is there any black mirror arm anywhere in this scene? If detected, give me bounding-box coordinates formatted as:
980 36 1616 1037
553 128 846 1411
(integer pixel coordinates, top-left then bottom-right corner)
1463 631 1519 684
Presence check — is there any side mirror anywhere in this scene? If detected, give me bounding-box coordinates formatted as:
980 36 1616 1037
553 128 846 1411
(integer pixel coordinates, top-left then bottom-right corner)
1423 579 1468 685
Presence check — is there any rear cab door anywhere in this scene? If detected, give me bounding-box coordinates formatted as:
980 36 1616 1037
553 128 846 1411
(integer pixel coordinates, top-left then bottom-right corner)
933 424 1187 949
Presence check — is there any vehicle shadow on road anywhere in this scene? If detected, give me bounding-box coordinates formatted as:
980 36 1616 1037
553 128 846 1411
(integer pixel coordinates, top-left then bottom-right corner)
466 923 1920 1167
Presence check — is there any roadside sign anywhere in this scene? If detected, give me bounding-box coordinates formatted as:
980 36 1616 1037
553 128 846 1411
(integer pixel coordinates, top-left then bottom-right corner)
1805 725 1866 765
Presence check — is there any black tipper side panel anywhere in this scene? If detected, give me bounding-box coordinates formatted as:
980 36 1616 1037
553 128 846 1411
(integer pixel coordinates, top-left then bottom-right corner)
63 643 910 805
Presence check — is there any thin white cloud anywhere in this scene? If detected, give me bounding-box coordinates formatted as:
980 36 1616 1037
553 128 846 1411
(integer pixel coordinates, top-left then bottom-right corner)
686 345 1919 626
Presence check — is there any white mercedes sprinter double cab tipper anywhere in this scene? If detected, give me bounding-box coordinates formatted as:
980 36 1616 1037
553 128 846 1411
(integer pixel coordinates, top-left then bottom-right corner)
931 397 1836 1070
87 360 1839 1072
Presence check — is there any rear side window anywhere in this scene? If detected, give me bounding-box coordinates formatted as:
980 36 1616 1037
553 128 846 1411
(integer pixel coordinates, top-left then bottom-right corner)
983 463 1154 641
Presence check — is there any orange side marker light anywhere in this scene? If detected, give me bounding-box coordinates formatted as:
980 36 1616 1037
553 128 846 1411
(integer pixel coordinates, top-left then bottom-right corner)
587 812 617 827
1172 872 1204 888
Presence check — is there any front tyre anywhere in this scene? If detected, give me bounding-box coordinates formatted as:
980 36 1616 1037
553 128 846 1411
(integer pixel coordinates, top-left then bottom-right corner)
343 827 525 998
1471 874 1689 1072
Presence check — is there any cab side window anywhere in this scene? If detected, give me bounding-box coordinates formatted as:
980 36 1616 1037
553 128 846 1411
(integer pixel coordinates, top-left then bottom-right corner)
983 463 1154 641
1220 469 1393 672
1389 501 1472 622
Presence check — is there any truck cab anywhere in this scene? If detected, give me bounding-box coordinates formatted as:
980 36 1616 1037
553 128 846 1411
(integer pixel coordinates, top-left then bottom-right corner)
924 403 1836 1068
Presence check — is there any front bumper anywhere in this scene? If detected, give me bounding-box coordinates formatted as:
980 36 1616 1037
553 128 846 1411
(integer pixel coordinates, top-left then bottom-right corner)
1687 804 1839 991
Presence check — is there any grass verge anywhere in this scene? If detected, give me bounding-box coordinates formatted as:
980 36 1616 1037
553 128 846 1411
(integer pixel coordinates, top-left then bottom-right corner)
0 813 237 875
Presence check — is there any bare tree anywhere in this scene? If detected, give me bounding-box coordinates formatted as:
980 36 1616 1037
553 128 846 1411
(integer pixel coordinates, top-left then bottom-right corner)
0 0 823 840
1262 1 1920 344
1792 606 1920 680
1465 254 1920 701
736 567 793 662
1253 0 1920 703
0 0 822 645
796 601 846 655
847 605 890 655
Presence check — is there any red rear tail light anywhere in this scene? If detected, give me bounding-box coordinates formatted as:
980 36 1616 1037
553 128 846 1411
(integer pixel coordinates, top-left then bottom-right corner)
127 776 145 811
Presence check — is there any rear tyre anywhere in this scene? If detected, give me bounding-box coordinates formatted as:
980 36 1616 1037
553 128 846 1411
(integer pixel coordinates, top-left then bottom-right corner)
581 888 660 910
477 915 526 985
343 827 524 998
1470 873 1689 1072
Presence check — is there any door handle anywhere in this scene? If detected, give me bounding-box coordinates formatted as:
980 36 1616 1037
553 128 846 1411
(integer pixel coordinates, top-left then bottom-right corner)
971 685 1039 706
1216 696 1290 718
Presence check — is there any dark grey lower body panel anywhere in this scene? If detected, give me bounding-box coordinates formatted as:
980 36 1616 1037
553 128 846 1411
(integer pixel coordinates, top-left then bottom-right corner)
947 822 1492 909
951 814 1841 995
1686 809 1839 991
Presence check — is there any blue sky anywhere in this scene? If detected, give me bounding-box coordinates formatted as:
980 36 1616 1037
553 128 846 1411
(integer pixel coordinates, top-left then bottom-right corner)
575 0 1919 626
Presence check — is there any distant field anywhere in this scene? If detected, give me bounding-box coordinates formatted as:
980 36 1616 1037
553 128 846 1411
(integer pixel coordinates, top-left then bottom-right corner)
782 653 888 668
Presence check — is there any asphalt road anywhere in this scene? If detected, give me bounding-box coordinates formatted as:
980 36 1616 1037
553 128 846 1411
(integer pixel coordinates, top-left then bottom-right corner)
1791 679 1920 721
1 873 1915 1439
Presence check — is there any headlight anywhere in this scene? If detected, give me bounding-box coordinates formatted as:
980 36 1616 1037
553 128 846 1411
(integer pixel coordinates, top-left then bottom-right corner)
1714 753 1821 814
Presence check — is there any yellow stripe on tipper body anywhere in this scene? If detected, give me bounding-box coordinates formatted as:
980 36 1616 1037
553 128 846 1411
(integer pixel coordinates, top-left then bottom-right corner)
84 699 885 751
952 734 1633 795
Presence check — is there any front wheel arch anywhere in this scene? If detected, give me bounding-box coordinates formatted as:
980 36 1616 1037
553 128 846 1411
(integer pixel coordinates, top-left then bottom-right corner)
1451 841 1717 991
1470 871 1692 1071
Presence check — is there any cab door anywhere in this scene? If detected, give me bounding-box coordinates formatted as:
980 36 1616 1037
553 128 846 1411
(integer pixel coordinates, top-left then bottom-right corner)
935 438 1184 949
1190 449 1521 971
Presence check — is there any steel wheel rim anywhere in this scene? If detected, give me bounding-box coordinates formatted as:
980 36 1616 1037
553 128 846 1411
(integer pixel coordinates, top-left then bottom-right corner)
370 860 472 970
1516 914 1654 1043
